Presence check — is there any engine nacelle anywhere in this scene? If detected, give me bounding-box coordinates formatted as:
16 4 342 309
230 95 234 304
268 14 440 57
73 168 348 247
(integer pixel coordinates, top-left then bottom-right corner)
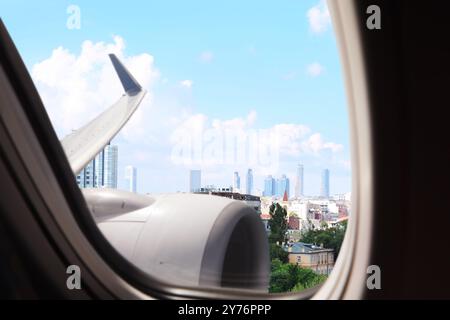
83 189 270 291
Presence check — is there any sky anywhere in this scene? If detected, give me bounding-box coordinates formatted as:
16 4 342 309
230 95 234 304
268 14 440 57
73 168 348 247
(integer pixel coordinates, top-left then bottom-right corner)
0 0 351 196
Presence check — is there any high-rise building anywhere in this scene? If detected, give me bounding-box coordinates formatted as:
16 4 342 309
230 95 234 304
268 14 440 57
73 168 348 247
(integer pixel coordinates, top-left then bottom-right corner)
189 170 201 192
125 165 137 193
246 169 253 195
233 171 241 192
264 175 276 196
294 164 304 198
76 142 118 189
321 169 330 198
94 147 105 187
277 174 290 199
76 160 96 188
103 143 118 188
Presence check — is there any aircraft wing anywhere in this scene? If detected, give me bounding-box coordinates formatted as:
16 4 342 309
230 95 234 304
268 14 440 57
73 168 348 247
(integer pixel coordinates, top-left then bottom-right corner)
60 54 146 174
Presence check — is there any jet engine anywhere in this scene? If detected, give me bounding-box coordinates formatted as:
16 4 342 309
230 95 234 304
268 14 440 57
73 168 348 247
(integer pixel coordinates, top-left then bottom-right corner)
83 189 270 291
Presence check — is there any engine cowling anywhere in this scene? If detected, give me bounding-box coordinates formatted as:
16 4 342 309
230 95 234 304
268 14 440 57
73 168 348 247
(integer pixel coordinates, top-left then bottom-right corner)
83 189 270 291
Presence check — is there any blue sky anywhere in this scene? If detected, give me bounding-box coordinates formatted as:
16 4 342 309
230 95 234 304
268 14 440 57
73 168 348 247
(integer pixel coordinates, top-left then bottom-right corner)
0 0 351 196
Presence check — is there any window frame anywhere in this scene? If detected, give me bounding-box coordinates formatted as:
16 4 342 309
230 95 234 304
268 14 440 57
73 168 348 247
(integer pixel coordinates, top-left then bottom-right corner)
0 0 373 300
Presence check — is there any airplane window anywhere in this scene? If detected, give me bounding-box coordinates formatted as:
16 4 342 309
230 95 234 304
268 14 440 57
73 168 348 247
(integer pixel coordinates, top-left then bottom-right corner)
0 0 351 295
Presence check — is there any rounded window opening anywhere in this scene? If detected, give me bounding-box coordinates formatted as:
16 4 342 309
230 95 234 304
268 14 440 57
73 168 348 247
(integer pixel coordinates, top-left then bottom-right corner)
5 0 352 295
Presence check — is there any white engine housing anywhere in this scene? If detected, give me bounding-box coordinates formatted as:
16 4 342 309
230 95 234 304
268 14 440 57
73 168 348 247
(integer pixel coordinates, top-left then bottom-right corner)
83 189 270 291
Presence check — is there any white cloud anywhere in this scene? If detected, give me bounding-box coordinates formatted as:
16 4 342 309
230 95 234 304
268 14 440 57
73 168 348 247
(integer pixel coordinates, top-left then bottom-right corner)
31 35 160 141
180 79 193 88
307 0 331 34
199 51 214 63
246 110 257 126
169 111 343 171
303 133 343 154
306 62 325 77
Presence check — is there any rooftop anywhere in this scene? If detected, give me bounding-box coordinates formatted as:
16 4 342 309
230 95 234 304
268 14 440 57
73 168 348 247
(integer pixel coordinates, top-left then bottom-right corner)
195 191 260 201
285 242 334 254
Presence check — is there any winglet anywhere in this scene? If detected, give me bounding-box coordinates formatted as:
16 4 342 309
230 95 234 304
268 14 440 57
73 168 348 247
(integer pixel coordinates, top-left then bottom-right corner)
61 54 146 174
109 53 142 95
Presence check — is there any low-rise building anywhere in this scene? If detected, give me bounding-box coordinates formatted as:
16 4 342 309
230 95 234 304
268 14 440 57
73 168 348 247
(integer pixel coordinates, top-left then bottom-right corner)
285 242 334 275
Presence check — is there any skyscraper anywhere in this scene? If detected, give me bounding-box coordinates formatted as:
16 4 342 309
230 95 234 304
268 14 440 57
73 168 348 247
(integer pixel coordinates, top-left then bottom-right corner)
277 174 290 199
125 165 137 193
233 171 241 192
295 164 304 198
76 160 96 188
189 170 201 192
103 143 118 188
246 169 253 195
264 175 276 196
76 142 118 189
94 146 105 187
321 169 330 198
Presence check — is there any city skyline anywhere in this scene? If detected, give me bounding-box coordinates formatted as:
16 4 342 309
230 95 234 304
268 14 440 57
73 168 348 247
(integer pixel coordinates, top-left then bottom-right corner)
2 0 351 195
191 165 338 198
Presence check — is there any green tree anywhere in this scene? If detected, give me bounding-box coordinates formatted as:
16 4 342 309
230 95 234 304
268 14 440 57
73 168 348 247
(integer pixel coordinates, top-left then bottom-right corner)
300 220 347 259
268 203 288 245
269 259 328 293
290 282 305 293
296 267 327 289
267 203 289 262
269 243 289 263
269 259 291 293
